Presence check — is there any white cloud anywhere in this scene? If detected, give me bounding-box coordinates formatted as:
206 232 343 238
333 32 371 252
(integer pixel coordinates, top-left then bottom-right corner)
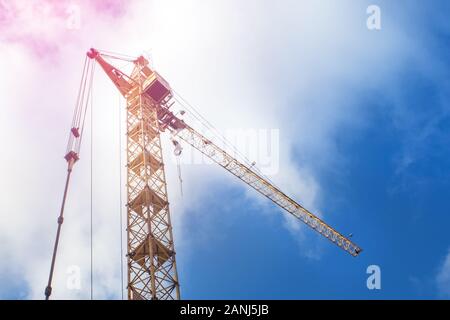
436 249 450 297
0 0 445 299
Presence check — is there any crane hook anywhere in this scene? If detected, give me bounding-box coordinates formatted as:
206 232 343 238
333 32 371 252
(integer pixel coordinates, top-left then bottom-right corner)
171 139 183 156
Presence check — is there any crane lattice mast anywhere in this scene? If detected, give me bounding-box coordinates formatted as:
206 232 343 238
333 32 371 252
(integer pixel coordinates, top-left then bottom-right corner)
87 49 180 300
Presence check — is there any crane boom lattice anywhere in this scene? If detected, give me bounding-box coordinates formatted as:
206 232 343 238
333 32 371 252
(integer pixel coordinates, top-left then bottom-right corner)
172 125 362 256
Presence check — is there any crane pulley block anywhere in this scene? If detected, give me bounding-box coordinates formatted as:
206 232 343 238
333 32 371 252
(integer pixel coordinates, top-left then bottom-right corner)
64 150 79 165
71 127 80 138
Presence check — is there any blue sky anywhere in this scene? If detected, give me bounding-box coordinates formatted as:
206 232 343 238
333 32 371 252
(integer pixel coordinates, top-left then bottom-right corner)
179 90 450 300
0 0 449 299
174 1 450 299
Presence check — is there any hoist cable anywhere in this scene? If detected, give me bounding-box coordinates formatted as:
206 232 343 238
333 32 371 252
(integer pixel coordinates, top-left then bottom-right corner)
90 68 94 300
78 63 96 153
45 57 94 300
118 93 125 300
67 57 88 155
76 61 89 126
176 156 183 197
97 49 137 62
173 92 258 170
172 91 280 189
70 56 87 129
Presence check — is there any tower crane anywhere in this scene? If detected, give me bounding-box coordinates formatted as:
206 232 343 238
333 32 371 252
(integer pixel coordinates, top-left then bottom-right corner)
45 48 362 301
